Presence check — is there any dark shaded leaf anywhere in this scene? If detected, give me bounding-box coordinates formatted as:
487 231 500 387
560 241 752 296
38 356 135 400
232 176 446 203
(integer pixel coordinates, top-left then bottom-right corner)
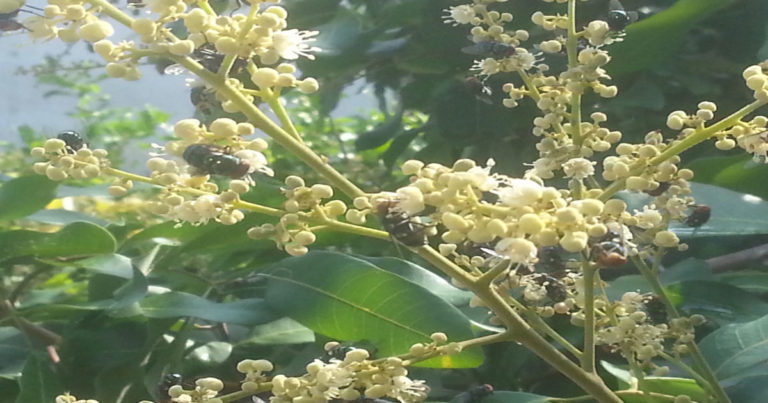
14 354 63 403
670 281 768 326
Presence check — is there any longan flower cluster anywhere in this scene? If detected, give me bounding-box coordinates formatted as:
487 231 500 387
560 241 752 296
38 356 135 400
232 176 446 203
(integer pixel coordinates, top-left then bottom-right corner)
167 377 225 403
247 176 343 256
23 0 115 42
267 347 429 403
30 138 110 181
597 292 705 365
55 394 99 403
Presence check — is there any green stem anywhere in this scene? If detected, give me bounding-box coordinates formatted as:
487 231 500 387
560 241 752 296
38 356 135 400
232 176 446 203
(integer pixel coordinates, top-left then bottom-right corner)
599 100 767 201
264 89 302 141
218 383 272 402
417 248 621 403
632 256 731 403
566 0 583 146
581 263 596 372
217 4 259 77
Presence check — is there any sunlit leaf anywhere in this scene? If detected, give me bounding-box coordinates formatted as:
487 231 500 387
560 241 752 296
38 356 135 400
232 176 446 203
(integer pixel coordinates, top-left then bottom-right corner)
139 292 279 325
0 222 116 261
0 176 58 222
238 317 315 345
263 251 482 368
699 313 768 380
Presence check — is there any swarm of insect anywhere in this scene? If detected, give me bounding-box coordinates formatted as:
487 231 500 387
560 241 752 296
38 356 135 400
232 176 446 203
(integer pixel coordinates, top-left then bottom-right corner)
165 44 247 75
375 200 429 247
640 293 668 325
56 130 86 154
182 144 251 179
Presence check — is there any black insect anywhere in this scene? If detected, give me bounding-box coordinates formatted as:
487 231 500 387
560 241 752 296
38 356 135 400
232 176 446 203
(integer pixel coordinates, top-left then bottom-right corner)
532 274 568 302
165 44 247 75
463 76 493 105
322 344 357 362
641 293 668 324
606 0 638 31
190 87 215 116
376 200 429 247
644 181 670 197
591 231 627 267
182 144 251 178
57 130 86 153
461 41 516 58
157 373 183 402
536 246 568 275
683 204 710 227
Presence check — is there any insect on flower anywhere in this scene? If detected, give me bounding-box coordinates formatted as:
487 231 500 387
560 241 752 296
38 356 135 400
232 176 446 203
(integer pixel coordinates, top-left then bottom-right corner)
683 204 711 227
461 40 516 58
591 231 627 267
532 273 568 302
165 44 247 75
606 0 638 31
376 200 430 247
182 144 251 179
57 130 86 153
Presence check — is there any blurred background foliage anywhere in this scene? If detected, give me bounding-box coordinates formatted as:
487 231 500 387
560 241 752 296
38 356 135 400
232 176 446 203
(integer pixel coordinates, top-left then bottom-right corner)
3 0 768 402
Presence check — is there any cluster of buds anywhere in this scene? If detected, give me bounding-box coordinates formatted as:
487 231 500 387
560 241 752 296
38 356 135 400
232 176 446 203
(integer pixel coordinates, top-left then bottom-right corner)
167 377 225 403
247 176 346 256
597 292 705 364
30 138 110 181
55 394 99 403
24 0 115 42
268 345 429 402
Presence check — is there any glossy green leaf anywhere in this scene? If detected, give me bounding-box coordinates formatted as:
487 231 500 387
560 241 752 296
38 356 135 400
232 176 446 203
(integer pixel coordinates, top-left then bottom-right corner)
669 281 768 326
14 354 63 403
263 251 482 368
75 254 133 279
0 222 116 261
699 313 768 380
109 267 148 313
138 292 278 325
606 0 733 76
238 317 315 345
685 155 768 200
356 256 472 305
0 175 58 222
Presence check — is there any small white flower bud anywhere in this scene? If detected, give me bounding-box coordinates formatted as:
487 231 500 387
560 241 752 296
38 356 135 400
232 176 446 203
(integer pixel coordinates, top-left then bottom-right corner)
107 185 127 197
284 175 305 188
209 118 238 138
105 63 128 78
44 138 66 153
45 165 68 181
131 18 156 36
325 200 347 216
79 20 114 42
401 159 424 175
251 68 279 89
297 78 319 94
169 40 196 56
310 184 333 199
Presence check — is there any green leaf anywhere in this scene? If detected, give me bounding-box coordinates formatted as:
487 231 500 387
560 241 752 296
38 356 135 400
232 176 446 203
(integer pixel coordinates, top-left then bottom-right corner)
0 222 116 261
238 317 315 345
669 281 768 326
14 354 63 403
0 176 58 222
602 361 708 401
699 313 768 380
449 391 548 403
109 267 148 313
75 254 133 279
619 183 768 238
25 209 108 226
717 272 768 294
685 155 768 200
606 0 734 76
138 292 279 325
262 251 483 368
356 256 472 305
724 375 768 403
